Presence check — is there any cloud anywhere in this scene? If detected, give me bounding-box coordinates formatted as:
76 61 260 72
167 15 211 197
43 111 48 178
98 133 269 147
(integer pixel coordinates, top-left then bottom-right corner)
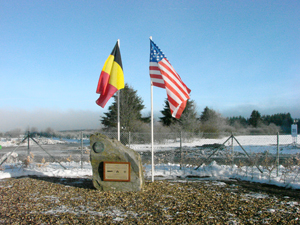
0 108 102 132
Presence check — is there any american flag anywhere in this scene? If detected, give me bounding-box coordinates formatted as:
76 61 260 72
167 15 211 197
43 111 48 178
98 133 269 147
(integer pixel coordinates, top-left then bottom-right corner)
149 39 191 119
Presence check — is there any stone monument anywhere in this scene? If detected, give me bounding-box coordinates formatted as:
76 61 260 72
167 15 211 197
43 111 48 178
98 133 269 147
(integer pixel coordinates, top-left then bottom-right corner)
90 133 144 191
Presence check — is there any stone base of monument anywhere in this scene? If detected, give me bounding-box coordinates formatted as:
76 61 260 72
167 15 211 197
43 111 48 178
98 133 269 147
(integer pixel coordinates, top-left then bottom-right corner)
90 133 144 192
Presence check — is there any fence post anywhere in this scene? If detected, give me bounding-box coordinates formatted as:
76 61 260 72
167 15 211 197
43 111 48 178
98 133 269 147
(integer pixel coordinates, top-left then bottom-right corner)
81 131 83 169
231 133 234 168
128 132 131 148
27 130 30 156
180 131 182 170
277 132 279 176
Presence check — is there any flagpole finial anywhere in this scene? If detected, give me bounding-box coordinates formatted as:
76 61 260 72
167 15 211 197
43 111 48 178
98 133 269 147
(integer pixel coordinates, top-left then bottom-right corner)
149 36 152 40
117 39 120 47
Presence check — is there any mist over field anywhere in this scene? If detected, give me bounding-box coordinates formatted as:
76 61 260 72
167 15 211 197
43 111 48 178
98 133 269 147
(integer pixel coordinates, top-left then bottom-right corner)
0 108 102 132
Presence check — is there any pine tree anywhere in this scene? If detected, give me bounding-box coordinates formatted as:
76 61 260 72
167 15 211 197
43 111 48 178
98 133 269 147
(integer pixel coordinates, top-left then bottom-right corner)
159 99 176 126
199 107 228 134
228 116 248 127
178 100 200 132
248 110 262 127
101 84 149 132
199 107 218 122
262 112 294 133
159 99 199 132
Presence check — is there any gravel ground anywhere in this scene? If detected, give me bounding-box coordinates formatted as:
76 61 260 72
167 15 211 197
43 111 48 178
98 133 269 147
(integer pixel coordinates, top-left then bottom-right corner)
0 177 299 224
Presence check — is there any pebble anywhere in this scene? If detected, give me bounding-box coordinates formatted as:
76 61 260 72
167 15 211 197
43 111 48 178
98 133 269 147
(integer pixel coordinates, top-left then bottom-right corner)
0 177 299 224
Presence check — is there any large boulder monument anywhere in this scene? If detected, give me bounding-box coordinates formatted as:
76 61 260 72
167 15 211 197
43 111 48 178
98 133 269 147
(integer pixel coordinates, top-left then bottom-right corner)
90 133 144 192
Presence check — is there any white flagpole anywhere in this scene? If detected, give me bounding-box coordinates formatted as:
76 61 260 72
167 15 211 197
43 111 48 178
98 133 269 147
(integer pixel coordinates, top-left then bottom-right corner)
151 81 154 182
150 36 154 182
117 39 121 141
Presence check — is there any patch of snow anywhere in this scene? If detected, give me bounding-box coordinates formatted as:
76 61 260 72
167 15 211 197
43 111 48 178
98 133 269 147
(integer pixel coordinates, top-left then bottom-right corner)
242 193 269 199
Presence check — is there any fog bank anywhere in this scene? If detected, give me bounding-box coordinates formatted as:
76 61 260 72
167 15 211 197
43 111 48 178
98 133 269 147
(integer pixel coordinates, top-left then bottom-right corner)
0 108 102 132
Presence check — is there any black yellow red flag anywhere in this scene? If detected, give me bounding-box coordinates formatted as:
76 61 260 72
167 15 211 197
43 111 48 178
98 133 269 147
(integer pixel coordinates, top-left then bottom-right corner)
96 41 124 108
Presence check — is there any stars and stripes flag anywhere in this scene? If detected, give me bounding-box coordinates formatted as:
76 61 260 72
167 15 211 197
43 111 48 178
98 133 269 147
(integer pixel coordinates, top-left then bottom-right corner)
96 41 124 108
149 39 191 119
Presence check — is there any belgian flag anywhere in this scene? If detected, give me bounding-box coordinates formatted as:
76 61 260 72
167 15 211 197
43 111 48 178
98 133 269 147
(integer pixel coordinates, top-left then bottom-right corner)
96 41 124 108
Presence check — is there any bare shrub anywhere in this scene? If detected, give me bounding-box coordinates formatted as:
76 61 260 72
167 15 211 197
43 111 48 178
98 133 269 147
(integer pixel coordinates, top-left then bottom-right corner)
261 151 276 181
23 152 34 168
281 153 300 185
37 157 49 168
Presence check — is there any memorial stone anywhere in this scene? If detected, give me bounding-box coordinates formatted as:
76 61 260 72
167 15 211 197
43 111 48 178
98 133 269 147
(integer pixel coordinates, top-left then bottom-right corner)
90 133 144 191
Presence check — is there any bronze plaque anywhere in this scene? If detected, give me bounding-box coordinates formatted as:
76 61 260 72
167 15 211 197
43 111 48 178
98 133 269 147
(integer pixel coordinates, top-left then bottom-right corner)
103 162 130 182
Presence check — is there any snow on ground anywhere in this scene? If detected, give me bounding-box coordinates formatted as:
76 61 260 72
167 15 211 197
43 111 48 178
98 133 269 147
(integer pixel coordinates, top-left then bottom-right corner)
0 135 299 189
0 160 299 189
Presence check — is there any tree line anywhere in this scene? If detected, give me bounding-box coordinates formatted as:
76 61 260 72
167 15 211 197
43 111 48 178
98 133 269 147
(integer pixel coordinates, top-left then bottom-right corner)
101 84 299 135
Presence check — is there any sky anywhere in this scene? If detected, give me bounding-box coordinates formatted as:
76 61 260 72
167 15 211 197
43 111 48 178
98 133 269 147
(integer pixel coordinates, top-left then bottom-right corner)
1 0 299 132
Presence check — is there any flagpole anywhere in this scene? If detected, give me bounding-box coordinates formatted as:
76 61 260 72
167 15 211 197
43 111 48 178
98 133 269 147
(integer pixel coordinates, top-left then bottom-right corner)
117 39 121 142
150 36 154 182
151 81 154 182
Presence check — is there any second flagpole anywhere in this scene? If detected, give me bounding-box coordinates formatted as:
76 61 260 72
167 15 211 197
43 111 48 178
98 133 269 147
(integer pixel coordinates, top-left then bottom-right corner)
150 36 154 182
117 39 121 142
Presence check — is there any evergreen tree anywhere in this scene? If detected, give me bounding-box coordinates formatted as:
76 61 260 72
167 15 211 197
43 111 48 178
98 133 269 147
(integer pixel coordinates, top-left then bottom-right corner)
248 110 261 127
177 99 199 132
199 107 228 133
159 99 199 132
199 107 218 122
159 99 176 126
101 84 149 132
262 113 294 133
228 116 248 127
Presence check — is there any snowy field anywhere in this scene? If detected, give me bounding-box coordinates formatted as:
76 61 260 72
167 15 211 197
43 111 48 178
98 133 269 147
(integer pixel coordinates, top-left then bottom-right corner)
0 135 299 189
130 134 299 154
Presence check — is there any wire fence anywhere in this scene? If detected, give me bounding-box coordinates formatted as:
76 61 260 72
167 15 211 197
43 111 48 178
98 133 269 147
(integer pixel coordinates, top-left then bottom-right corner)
1 132 299 181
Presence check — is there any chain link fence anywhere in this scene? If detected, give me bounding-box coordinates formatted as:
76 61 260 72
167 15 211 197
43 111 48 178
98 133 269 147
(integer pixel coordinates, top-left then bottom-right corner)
1 132 299 181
